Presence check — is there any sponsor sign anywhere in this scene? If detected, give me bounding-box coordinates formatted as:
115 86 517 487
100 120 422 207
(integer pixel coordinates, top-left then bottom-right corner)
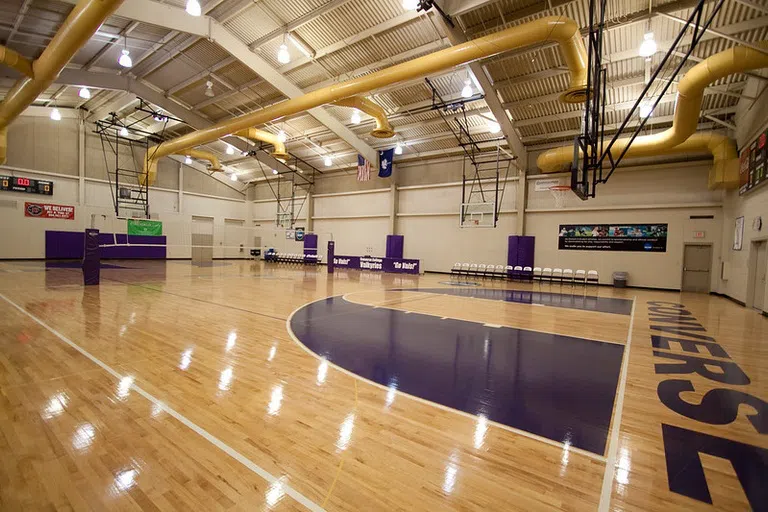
24 202 74 220
558 223 667 252
127 219 162 236
333 254 420 274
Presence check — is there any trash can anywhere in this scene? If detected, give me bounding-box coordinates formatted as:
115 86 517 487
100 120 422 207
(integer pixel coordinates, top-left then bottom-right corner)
612 271 628 288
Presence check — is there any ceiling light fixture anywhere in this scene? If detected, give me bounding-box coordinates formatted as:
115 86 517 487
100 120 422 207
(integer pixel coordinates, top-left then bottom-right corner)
118 48 132 68
350 109 361 124
120 126 129 136
226 145 235 155
186 0 202 16
324 155 332 167
50 108 61 121
395 142 403 155
287 33 314 59
639 101 654 118
204 80 214 97
78 86 91 99
277 35 291 65
185 155 192 164
461 79 472 99
638 32 657 58
488 121 501 133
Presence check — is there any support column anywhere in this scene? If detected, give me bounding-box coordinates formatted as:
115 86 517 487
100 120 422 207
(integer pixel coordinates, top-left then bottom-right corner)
178 161 184 213
515 157 528 235
77 118 85 206
306 190 314 232
389 180 399 235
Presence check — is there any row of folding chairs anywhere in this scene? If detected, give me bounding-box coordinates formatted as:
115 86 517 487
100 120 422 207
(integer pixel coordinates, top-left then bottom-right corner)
534 267 599 285
266 252 322 265
451 263 533 281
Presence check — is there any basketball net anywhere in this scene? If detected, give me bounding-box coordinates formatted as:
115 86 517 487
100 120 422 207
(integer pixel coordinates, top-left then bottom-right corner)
549 185 571 209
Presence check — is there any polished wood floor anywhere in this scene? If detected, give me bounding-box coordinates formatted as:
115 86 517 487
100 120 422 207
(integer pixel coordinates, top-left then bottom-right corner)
0 260 765 511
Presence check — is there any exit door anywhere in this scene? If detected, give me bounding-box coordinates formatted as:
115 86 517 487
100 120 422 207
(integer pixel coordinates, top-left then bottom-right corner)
682 244 712 293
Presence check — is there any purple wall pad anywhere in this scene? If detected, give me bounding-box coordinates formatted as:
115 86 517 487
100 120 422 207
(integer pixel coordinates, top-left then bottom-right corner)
386 235 404 259
402 287 632 315
304 234 318 255
45 231 166 259
291 296 624 455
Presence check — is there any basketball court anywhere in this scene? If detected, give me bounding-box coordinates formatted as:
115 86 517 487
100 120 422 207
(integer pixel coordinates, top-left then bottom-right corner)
1 0 768 510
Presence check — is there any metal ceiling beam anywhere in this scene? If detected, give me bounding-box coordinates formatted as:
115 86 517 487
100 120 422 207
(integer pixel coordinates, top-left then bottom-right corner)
248 0 354 49
167 57 236 94
277 10 428 75
436 15 526 161
305 39 451 92
57 0 378 165
3 0 33 45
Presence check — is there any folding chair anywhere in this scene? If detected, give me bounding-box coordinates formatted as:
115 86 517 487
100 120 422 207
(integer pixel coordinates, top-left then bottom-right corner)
523 266 533 281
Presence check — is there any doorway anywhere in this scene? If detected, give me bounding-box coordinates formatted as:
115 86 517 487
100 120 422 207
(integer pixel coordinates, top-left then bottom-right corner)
748 239 767 312
191 216 214 264
223 218 246 259
682 244 712 293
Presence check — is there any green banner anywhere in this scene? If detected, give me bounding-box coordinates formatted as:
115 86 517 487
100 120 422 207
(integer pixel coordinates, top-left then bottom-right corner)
127 219 163 236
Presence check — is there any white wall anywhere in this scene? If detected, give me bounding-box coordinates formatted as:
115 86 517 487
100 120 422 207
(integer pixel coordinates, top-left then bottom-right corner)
718 84 768 308
247 153 726 288
0 115 248 260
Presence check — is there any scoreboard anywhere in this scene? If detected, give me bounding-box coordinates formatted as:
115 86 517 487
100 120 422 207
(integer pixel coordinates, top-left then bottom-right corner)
0 175 54 195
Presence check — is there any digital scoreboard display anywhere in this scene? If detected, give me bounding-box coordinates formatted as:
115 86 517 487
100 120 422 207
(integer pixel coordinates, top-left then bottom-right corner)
0 175 53 195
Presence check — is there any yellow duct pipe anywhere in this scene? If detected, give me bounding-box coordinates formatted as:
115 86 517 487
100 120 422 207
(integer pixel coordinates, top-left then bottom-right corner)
177 149 222 171
0 0 124 165
141 15 588 185
0 46 34 78
333 96 395 138
537 44 768 189
234 127 289 161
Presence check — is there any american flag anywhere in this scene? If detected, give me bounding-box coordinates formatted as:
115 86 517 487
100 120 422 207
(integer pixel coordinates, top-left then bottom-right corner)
357 154 371 181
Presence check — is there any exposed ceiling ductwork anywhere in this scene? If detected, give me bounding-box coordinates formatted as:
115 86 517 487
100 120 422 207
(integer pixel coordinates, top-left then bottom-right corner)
0 0 125 164
139 15 589 185
537 43 768 189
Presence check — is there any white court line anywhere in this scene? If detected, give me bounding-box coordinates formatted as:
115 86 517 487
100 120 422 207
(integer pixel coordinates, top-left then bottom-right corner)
343 292 626 346
287 296 606 462
598 296 636 512
0 292 324 512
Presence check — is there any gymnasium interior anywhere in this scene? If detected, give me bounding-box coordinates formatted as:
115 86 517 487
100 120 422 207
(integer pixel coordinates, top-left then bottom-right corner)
0 0 767 510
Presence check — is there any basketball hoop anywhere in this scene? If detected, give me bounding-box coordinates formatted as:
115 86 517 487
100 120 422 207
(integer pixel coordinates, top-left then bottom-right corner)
549 185 572 209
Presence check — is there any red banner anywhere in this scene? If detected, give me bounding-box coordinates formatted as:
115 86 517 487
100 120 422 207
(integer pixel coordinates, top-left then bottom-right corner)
24 202 75 220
